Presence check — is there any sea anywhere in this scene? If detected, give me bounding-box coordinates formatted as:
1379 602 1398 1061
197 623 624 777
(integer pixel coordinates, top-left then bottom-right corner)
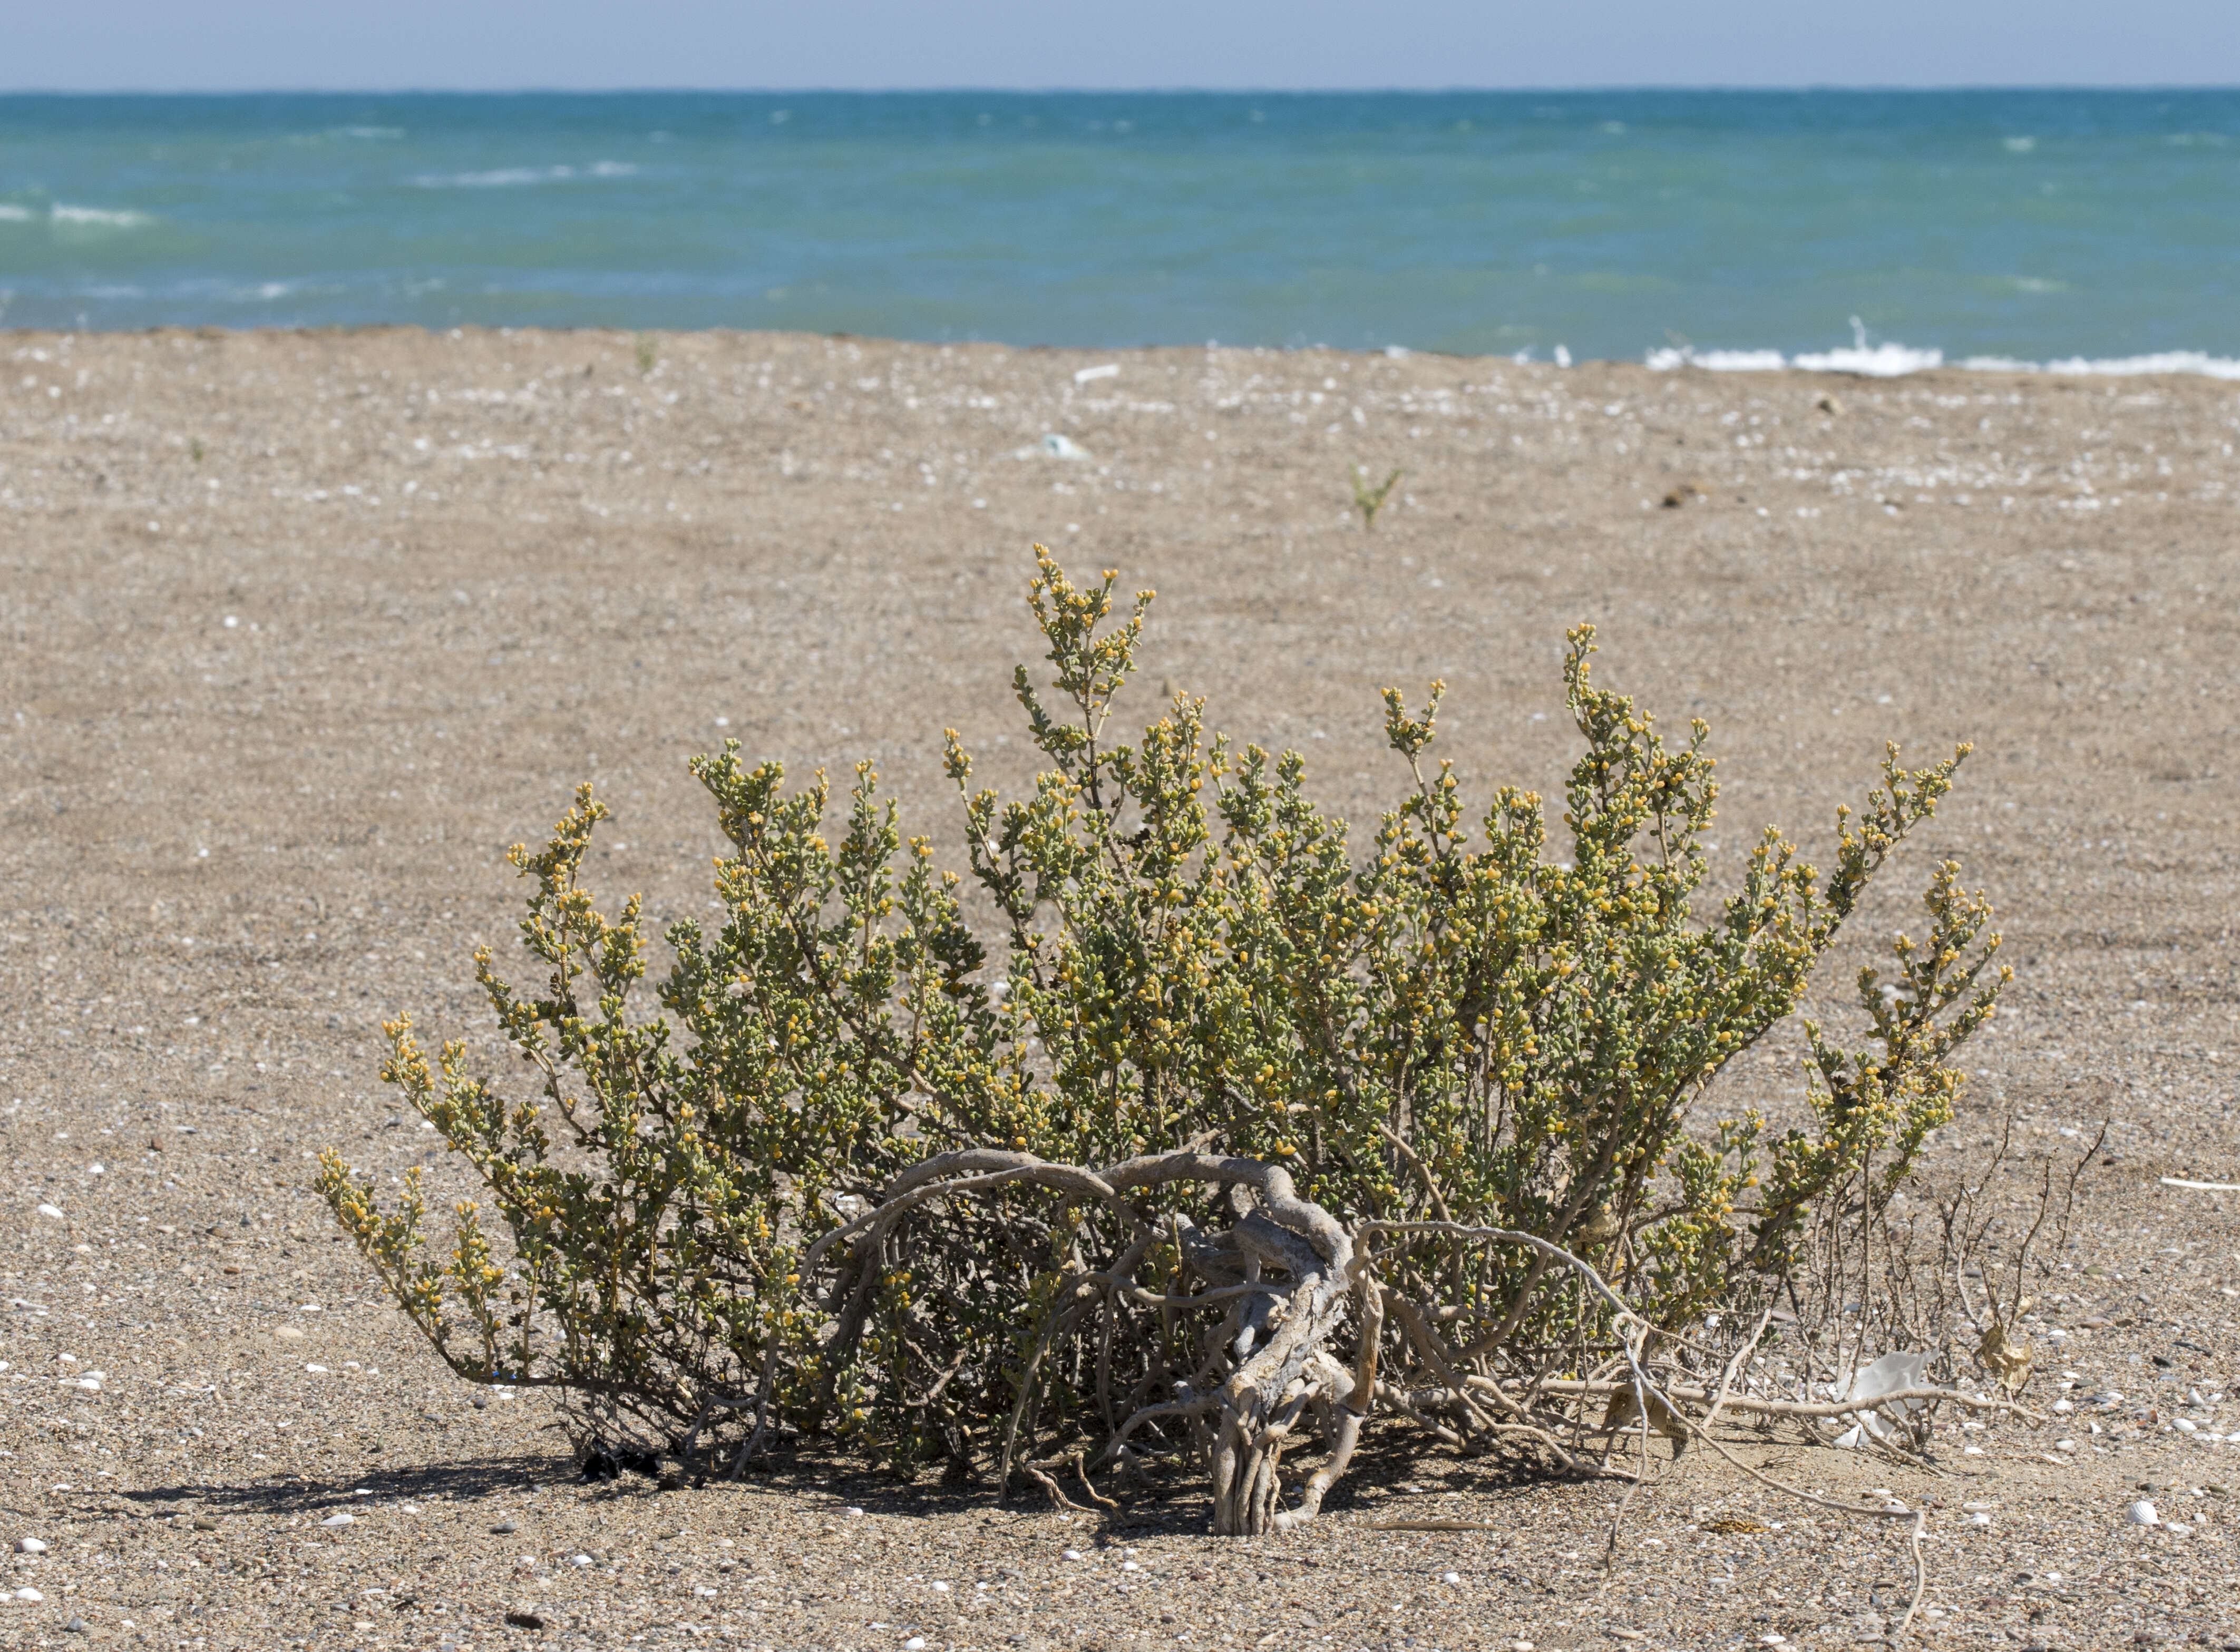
2 89 2235 376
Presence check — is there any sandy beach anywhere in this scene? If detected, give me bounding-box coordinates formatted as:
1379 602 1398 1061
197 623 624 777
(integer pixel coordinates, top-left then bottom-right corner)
3 325 2238 1650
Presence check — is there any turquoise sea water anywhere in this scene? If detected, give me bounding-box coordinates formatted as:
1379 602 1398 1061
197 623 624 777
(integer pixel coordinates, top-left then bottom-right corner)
1 90 2235 370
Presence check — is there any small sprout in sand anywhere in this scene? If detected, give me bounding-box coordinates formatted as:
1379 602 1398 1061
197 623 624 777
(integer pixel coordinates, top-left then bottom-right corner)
1350 463 1404 529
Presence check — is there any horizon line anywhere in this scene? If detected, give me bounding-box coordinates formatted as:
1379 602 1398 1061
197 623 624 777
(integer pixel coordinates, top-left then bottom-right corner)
5 82 2239 97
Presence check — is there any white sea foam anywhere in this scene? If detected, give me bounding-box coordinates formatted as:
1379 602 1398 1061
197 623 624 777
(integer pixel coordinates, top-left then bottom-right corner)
1649 318 2240 382
0 204 34 223
1790 340 1945 375
412 161 637 189
1653 344 2240 382
52 204 152 229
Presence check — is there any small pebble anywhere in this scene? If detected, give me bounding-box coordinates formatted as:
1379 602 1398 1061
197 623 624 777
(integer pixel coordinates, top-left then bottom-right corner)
64 1617 89 1635
1442 1569 1463 1585
495 1519 519 1534
17 1588 44 1602
844 1506 865 1517
15 1538 46 1554
904 1640 927 1651
571 1553 593 1567
1061 1548 1083 1561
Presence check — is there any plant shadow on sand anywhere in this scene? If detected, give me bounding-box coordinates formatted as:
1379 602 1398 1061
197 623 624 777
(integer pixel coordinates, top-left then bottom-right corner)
100 1452 569 1523
697 1434 1602 1539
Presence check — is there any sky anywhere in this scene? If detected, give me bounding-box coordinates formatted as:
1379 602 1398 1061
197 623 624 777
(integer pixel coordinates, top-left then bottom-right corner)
4 0 2236 92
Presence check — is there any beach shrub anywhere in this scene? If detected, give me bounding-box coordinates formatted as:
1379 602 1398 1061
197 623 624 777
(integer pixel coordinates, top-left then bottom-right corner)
319 545 2005 1529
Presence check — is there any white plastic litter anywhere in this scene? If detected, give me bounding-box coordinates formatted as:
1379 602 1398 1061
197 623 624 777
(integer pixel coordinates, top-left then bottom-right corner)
1966 1511 1992 1527
1039 434 1090 461
15 1588 42 1602
1073 364 1119 385
2129 1500 2160 1526
320 1512 355 1527
1441 1569 1463 1585
1828 1351 1926 1448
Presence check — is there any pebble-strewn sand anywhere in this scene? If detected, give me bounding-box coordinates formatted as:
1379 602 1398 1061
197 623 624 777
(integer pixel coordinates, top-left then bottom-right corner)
3 327 2238 1651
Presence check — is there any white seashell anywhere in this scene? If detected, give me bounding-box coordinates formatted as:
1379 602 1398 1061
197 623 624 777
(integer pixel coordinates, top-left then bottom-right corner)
320 1512 355 1527
2129 1500 2159 1526
1442 1569 1462 1584
14 1539 46 1554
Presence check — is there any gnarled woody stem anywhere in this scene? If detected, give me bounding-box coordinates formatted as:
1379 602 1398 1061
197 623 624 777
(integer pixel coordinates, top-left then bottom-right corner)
835 1156 1718 1536
839 1149 1357 1536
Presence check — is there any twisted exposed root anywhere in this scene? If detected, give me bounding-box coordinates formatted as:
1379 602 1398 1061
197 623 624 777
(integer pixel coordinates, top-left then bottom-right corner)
839 1148 1968 1611
1021 1462 1093 1513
